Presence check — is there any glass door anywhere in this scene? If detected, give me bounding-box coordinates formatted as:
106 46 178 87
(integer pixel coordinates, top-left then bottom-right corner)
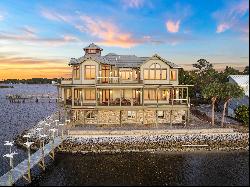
102 65 110 83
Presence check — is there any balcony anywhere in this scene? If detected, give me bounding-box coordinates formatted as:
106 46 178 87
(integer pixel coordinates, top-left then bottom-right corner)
96 77 142 84
97 98 141 106
61 78 72 85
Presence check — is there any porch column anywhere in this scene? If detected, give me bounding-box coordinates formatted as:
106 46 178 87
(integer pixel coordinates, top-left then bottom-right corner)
96 88 98 106
83 110 85 125
184 109 188 127
156 110 158 128
71 88 74 106
156 87 159 108
142 109 145 125
182 87 184 102
131 89 133 106
61 87 64 103
170 110 172 127
120 89 122 106
187 107 190 123
119 110 122 126
142 87 144 106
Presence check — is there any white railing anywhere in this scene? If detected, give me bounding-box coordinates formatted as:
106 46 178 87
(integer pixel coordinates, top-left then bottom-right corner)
96 77 120 84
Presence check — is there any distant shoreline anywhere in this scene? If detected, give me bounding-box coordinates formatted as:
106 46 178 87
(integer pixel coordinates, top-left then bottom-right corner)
0 85 14 88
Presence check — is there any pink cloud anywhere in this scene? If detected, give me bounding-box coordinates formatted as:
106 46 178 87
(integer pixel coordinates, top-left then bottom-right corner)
40 8 72 23
216 23 231 33
122 0 144 8
78 15 139 48
0 27 80 46
213 0 249 33
0 15 4 21
166 20 181 33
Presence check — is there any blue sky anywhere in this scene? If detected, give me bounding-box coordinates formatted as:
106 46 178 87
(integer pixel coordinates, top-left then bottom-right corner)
0 0 249 79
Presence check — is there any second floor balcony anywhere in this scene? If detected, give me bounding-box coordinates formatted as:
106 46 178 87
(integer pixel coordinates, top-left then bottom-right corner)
60 87 190 108
96 77 142 84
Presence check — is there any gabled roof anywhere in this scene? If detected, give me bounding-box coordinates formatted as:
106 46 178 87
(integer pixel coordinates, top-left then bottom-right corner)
69 46 181 68
104 53 147 68
228 75 249 85
143 54 182 69
83 43 103 51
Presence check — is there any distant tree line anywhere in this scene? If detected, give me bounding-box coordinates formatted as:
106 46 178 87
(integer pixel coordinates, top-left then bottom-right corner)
0 78 61 84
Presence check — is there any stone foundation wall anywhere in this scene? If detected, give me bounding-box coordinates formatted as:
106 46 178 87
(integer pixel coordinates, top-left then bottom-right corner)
97 110 120 124
73 109 187 125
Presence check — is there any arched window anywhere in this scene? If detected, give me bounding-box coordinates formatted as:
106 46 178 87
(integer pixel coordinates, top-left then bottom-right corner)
143 63 168 80
148 63 160 79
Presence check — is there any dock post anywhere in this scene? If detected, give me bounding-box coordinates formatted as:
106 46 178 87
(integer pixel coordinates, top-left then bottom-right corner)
23 141 34 183
8 158 14 186
39 139 46 171
23 147 32 183
49 130 55 160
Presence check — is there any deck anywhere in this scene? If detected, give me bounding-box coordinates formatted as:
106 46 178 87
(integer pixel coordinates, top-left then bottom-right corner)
0 137 65 186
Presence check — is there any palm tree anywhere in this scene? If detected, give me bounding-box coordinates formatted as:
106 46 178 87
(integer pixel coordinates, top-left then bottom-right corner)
201 82 221 126
220 83 244 127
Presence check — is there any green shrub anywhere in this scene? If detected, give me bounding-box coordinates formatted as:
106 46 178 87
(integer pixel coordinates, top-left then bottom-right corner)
235 105 249 125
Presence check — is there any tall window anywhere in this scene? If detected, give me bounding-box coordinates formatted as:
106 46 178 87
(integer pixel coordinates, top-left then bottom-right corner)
144 89 162 100
73 65 80 80
170 70 177 81
120 70 131 80
85 89 96 100
144 69 149 80
143 63 167 80
85 65 96 79
161 70 167 80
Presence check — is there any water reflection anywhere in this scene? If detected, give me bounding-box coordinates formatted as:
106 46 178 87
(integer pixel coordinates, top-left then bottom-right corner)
31 151 249 186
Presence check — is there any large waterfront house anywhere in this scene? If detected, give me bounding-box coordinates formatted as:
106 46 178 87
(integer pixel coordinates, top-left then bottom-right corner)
58 43 192 126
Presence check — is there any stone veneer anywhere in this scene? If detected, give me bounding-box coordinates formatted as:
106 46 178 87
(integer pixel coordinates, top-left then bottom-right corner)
72 109 187 125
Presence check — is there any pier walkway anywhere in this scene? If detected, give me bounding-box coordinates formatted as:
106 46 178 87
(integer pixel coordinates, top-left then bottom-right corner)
0 137 65 186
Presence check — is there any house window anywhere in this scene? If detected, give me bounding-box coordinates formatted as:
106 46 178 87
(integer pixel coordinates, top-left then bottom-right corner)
120 70 131 80
85 89 96 100
161 70 167 80
149 89 156 100
86 111 95 119
144 69 149 80
170 70 177 81
143 63 167 80
128 111 136 118
144 89 162 100
85 65 96 79
73 65 80 80
149 68 155 79
157 111 164 118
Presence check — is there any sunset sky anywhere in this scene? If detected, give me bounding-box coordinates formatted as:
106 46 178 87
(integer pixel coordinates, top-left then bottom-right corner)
0 0 249 80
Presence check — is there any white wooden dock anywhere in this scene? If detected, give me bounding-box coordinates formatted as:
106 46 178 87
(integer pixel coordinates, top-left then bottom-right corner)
0 137 65 186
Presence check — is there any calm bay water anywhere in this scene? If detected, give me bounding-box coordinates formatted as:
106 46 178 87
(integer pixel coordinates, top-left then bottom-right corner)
0 84 249 186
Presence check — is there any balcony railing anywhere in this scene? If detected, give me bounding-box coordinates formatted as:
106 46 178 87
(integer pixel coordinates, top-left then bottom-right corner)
97 98 141 106
63 98 189 107
96 77 142 84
